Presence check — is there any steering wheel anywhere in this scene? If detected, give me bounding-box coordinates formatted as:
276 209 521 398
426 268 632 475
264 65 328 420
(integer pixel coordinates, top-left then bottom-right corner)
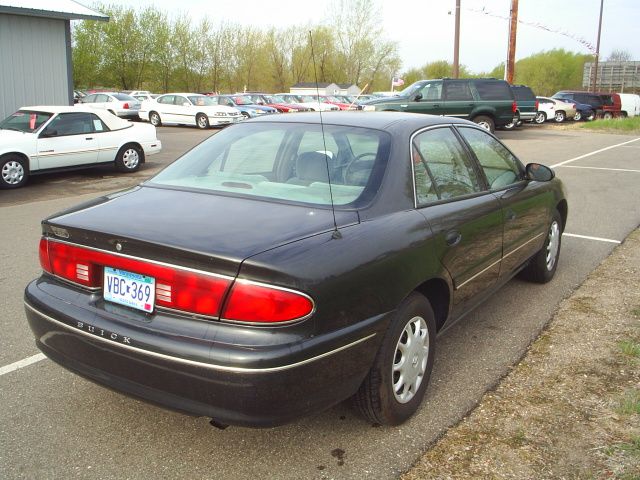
343 153 377 184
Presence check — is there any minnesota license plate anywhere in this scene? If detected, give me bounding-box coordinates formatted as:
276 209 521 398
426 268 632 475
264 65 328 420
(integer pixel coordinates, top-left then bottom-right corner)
104 267 155 313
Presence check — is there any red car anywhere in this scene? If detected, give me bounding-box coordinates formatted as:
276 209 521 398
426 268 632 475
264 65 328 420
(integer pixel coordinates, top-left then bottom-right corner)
245 94 310 113
310 95 359 111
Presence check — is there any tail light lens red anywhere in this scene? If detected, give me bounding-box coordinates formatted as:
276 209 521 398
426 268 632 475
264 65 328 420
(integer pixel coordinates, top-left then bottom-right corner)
123 103 130 109
222 281 314 323
535 100 539 111
512 101 518 113
39 238 314 323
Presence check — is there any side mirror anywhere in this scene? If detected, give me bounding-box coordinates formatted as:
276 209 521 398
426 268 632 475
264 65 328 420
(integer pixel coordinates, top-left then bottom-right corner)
413 93 423 102
526 163 554 182
40 129 57 138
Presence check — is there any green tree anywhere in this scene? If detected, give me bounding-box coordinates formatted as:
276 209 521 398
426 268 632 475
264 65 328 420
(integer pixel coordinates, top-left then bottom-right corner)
72 19 104 88
512 49 591 95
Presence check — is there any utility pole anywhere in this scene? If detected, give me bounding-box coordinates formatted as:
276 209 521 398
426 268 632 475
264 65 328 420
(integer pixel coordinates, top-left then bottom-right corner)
505 0 518 84
590 0 604 92
453 0 461 78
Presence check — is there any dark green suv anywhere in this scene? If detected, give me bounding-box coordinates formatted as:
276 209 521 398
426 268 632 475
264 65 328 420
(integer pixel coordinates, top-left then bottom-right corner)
363 78 517 133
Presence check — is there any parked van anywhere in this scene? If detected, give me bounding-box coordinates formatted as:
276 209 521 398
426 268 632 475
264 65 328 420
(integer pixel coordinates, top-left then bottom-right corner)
618 93 640 117
363 78 517 132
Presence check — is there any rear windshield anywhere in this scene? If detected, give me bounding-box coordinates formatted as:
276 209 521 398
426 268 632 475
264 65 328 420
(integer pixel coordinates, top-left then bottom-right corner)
149 122 390 207
512 86 535 101
474 81 513 101
0 110 52 133
113 93 136 101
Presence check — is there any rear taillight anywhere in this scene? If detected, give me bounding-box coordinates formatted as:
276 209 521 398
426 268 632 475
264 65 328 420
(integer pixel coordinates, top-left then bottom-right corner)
512 101 517 113
39 238 232 317
222 281 314 323
535 100 539 111
123 103 129 109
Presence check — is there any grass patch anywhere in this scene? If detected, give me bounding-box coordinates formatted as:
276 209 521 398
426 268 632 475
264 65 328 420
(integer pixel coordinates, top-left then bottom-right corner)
616 390 640 415
619 340 640 358
580 116 640 133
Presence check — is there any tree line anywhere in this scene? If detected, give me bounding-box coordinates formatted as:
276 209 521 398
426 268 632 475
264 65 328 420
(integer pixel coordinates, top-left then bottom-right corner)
73 2 618 97
72 1 402 94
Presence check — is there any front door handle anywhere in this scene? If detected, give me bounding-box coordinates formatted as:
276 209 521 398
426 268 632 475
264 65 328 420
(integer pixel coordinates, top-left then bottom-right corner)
85 137 94 140
445 230 462 246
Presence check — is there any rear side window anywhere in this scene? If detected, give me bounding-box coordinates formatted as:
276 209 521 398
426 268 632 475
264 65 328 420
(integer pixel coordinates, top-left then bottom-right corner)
512 86 535 101
444 81 473 101
474 81 513 100
458 127 523 189
412 127 482 204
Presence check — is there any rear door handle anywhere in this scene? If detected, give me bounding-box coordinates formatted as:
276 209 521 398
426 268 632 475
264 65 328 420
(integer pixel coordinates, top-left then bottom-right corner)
85 137 94 140
445 231 462 246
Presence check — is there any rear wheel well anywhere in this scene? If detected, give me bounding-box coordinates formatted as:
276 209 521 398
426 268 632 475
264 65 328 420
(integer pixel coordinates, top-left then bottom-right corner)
414 278 450 332
556 199 568 231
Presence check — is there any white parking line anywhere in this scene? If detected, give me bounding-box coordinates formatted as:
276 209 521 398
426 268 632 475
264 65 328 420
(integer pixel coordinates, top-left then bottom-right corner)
563 233 621 244
559 166 640 173
550 137 640 168
0 353 47 377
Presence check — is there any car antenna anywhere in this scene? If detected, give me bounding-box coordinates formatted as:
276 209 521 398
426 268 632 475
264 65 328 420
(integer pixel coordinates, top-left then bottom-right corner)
309 31 341 240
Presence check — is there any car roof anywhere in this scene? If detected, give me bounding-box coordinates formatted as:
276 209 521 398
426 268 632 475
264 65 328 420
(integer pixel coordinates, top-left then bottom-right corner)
19 106 134 130
247 111 473 130
157 93 200 96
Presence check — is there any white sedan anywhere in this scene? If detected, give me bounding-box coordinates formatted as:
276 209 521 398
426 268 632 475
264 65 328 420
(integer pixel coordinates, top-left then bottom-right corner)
139 93 243 129
535 97 577 123
80 92 141 119
0 106 161 189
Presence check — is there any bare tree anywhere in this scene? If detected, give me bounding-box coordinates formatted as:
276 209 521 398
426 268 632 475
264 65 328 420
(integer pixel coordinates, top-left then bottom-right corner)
607 49 633 62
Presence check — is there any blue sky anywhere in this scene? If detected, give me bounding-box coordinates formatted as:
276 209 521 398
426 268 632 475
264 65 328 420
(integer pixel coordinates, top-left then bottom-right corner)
97 0 640 73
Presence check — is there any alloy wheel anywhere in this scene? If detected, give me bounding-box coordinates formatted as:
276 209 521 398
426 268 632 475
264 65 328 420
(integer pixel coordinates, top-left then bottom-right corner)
574 111 582 121
392 315 429 404
546 221 560 271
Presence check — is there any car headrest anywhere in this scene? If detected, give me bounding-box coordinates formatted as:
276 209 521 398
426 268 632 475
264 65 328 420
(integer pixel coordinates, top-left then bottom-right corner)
296 152 330 183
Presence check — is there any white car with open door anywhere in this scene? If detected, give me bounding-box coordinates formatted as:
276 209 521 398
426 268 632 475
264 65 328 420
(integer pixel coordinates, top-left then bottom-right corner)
535 97 577 123
0 106 161 189
138 93 243 129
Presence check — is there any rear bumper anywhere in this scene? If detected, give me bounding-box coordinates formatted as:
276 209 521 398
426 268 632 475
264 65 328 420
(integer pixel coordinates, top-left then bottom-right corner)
141 140 162 157
24 278 387 427
116 110 140 119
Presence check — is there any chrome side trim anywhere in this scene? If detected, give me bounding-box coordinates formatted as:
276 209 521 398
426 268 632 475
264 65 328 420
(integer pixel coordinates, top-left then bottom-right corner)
24 302 375 374
455 232 544 290
502 232 544 259
456 257 502 290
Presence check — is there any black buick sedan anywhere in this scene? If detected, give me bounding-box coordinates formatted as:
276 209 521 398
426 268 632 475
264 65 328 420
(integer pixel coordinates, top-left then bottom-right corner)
24 112 567 427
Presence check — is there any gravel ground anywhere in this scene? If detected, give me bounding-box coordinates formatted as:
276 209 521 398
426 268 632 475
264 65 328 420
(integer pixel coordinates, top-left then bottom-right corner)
403 228 640 480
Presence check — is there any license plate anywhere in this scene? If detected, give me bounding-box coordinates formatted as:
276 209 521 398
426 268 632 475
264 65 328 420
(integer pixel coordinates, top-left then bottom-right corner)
104 267 155 313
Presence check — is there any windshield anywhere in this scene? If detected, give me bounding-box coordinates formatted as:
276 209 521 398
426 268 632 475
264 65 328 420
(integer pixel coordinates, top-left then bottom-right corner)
299 95 317 102
149 122 390 207
246 95 266 105
233 95 255 105
188 96 217 106
0 110 53 133
397 81 423 97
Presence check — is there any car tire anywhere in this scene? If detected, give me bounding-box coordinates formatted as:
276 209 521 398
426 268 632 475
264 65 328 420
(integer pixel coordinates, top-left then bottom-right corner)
196 113 209 129
603 112 613 120
0 154 28 189
574 111 582 121
554 111 566 123
585 110 595 121
519 209 563 284
115 144 143 173
502 120 516 130
241 112 250 119
472 115 495 133
149 111 162 127
534 112 546 124
352 292 436 426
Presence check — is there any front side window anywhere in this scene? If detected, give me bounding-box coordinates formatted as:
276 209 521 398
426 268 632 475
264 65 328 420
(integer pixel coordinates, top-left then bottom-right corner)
412 127 482 204
458 127 523 189
149 123 390 207
41 112 95 137
0 110 52 133
418 81 442 101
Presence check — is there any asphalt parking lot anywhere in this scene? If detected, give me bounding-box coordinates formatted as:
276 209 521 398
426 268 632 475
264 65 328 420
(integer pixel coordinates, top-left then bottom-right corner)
1 122 639 479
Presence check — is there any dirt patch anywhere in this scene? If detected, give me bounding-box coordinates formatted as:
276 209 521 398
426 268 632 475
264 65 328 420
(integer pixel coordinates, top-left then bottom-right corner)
403 229 640 479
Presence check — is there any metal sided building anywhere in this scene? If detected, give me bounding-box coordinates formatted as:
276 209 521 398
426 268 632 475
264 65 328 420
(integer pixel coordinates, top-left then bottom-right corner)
583 61 640 93
0 0 107 120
